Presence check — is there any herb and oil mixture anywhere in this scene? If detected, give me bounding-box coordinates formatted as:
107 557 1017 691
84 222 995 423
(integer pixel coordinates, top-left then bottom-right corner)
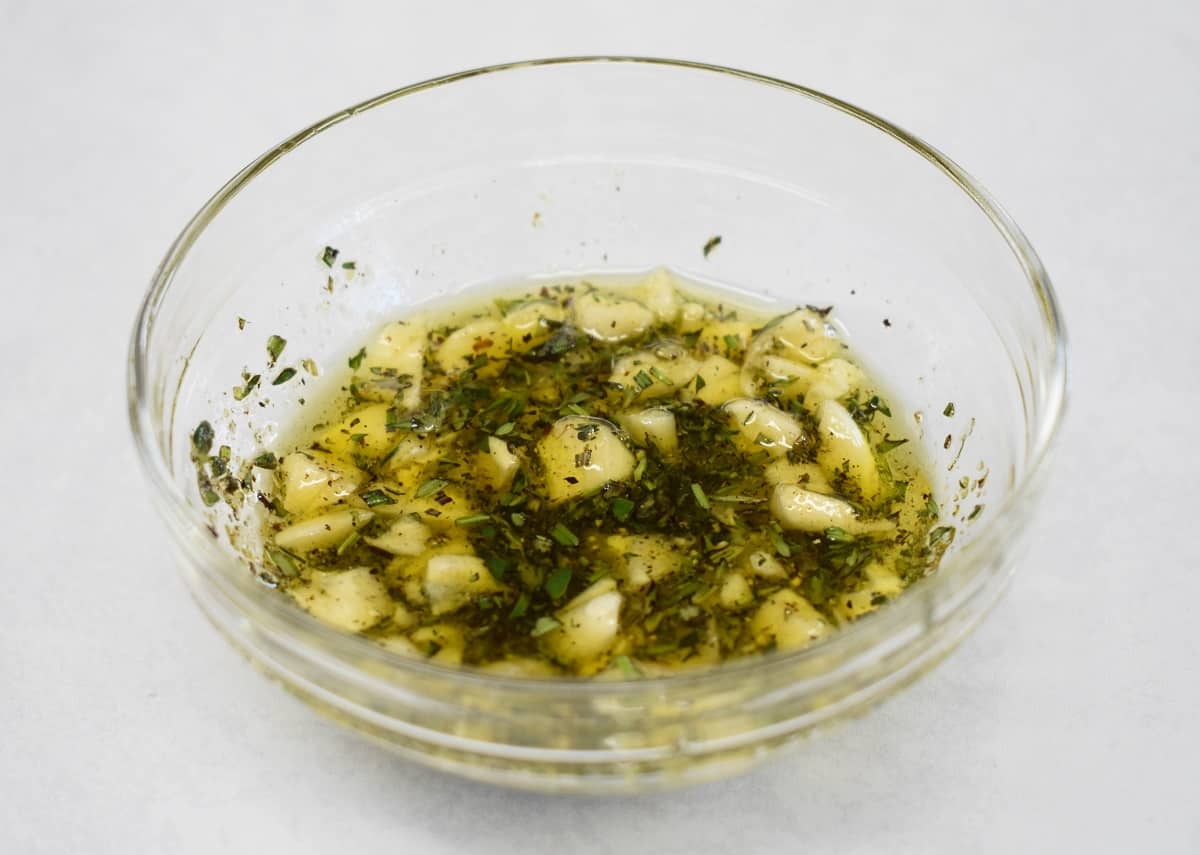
218 270 954 677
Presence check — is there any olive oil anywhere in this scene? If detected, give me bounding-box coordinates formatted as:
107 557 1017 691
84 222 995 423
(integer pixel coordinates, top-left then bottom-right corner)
253 269 950 677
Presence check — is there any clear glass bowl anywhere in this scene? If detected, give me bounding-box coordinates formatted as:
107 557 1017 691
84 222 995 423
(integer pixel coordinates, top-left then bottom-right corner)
128 57 1067 792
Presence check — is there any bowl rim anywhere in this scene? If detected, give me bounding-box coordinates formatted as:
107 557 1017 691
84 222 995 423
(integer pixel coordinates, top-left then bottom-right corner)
128 55 1068 696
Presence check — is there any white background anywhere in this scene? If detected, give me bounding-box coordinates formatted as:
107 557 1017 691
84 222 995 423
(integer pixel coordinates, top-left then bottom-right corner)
3 1 1198 852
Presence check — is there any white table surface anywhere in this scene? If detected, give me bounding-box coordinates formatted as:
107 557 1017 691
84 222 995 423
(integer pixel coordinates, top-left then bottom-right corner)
3 1 1198 852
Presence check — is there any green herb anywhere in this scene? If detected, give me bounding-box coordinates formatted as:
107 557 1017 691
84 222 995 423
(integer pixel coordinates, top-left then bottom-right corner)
768 526 791 557
967 504 984 521
929 526 956 548
690 482 710 510
321 246 339 267
361 489 397 507
201 488 220 506
266 546 301 578
485 556 512 581
876 435 908 455
846 393 892 424
943 402 956 417
530 616 561 637
348 347 367 370
694 374 707 392
509 592 530 619
824 526 850 542
510 512 526 527
341 260 356 270
611 497 635 521
272 367 297 385
550 522 580 547
615 655 640 678
301 358 319 376
192 421 214 456
529 324 577 359
253 452 278 469
237 317 246 330
702 235 722 257
266 334 287 365
455 513 492 527
633 370 654 390
415 478 449 499
408 393 447 434
336 530 360 556
545 566 572 599
494 421 515 437
722 333 740 353
232 374 260 401
648 366 674 386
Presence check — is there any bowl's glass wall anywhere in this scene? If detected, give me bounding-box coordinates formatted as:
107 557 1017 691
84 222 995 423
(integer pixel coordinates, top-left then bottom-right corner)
135 59 1063 791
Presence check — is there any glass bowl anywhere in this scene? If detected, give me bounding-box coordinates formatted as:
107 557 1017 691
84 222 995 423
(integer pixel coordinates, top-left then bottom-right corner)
128 57 1066 793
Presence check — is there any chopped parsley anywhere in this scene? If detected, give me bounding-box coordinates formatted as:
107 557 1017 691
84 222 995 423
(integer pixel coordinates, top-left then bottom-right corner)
191 421 214 456
550 522 580 547
509 592 530 619
415 478 450 499
544 566 572 599
361 489 396 507
266 334 287 365
232 374 261 401
876 436 908 455
272 367 297 385
611 496 635 521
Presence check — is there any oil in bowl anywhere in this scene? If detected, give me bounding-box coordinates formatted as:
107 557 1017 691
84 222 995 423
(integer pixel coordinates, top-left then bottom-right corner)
194 270 953 678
